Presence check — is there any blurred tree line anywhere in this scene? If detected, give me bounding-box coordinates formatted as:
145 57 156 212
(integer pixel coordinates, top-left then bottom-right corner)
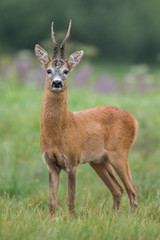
0 0 160 62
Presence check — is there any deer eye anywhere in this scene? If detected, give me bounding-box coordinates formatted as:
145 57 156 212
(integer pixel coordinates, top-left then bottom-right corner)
63 70 68 74
47 69 52 74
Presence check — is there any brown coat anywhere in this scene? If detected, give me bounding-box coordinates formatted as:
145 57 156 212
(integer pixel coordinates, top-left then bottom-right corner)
35 29 138 216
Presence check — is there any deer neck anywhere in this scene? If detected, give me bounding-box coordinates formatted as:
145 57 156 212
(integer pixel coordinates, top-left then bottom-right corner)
41 85 69 140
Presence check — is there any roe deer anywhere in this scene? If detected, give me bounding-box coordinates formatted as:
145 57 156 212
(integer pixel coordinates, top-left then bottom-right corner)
35 20 138 217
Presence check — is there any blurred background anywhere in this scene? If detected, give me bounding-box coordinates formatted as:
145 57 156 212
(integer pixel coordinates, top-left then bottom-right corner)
0 1 160 239
0 0 160 92
1 0 160 62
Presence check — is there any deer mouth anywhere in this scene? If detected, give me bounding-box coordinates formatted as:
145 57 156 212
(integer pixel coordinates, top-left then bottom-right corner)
52 87 62 91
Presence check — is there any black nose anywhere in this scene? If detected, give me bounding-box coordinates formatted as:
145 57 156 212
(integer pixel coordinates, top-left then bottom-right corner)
52 80 62 88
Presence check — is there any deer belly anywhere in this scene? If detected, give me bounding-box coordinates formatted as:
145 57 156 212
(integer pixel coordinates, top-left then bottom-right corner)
80 128 107 164
81 149 108 164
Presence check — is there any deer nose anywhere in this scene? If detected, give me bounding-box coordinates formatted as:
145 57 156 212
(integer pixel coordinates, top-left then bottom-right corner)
52 80 62 88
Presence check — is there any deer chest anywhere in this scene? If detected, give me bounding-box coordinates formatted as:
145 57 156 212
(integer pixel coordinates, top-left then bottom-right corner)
43 151 70 172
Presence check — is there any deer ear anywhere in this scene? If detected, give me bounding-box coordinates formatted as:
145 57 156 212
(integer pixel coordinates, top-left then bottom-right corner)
35 44 51 66
66 50 84 69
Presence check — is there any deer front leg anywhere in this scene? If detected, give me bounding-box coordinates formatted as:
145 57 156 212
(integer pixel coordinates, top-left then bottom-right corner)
49 168 60 216
43 152 61 217
67 167 76 215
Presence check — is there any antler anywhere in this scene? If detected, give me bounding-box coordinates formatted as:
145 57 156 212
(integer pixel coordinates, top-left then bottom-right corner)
51 22 58 59
60 20 72 60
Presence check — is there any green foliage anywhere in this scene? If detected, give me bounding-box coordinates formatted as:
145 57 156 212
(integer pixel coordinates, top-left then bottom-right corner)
0 68 160 239
1 0 160 61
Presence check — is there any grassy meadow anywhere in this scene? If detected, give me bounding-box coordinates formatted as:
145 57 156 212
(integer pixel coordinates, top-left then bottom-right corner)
0 62 160 240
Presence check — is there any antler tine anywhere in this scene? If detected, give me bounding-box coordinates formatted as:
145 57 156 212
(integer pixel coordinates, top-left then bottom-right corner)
60 20 72 60
51 21 58 59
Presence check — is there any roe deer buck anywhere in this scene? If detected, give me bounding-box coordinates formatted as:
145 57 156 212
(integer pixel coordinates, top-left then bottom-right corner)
35 20 138 217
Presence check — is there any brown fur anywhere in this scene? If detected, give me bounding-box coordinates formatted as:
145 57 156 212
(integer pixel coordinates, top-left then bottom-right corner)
39 73 138 216
35 37 138 217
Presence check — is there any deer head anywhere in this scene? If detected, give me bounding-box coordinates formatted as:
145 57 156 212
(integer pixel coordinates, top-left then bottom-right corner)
35 20 84 92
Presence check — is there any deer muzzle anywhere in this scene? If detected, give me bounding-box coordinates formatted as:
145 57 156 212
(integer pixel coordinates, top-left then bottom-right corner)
52 79 63 90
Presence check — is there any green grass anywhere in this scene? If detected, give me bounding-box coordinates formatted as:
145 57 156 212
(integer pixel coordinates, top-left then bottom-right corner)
0 79 160 240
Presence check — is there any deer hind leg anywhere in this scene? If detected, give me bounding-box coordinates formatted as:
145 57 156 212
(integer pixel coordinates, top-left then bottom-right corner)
108 153 138 209
90 161 124 211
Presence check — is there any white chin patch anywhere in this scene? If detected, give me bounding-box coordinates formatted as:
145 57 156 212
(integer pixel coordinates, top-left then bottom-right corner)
52 87 62 91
